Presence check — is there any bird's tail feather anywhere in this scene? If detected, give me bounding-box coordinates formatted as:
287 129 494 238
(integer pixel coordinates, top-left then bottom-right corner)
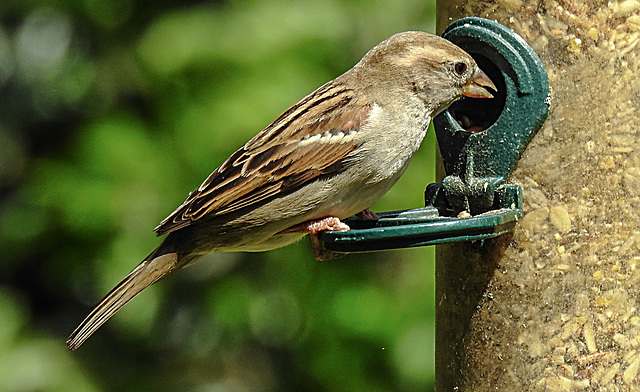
66 251 181 350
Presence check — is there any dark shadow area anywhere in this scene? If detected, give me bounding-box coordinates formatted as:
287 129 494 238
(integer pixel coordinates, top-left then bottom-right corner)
449 54 506 133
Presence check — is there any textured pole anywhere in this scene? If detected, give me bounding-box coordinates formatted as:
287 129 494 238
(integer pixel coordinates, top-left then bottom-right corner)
436 1 640 390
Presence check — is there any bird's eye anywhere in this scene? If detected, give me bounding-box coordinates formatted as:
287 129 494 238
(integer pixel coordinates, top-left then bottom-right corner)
454 62 467 75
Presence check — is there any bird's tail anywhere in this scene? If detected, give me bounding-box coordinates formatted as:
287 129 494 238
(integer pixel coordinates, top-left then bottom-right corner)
66 250 184 350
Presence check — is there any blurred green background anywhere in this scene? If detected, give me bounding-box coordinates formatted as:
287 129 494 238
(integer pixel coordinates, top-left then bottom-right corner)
0 0 438 391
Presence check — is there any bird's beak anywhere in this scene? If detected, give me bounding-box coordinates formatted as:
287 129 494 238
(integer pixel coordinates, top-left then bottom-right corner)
462 70 496 98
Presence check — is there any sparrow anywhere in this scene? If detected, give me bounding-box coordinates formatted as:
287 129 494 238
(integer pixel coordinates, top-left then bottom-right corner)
67 31 495 350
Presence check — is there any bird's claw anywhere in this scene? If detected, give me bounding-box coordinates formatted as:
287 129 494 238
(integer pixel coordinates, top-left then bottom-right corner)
306 217 350 235
355 208 379 220
306 217 350 260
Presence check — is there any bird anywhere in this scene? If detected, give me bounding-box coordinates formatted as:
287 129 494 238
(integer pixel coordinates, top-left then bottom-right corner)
66 31 496 350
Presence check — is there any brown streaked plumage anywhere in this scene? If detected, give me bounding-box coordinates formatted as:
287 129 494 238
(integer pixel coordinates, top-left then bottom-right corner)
67 31 496 350
155 83 371 234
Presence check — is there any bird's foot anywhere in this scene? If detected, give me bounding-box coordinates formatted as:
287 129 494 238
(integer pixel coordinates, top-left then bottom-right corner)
279 217 349 260
305 217 350 260
355 208 379 220
279 216 349 235
306 216 350 234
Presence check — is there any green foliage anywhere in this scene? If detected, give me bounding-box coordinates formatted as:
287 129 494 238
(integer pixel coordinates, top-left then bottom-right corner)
0 0 437 390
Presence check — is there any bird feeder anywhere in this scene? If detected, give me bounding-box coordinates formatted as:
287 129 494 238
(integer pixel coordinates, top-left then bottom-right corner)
319 18 549 254
436 1 640 391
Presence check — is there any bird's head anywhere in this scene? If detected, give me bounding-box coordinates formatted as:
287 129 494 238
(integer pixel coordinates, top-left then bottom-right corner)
358 31 496 115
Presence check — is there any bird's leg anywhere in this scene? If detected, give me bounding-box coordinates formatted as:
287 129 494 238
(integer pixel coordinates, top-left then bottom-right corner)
306 217 350 260
280 217 350 260
279 216 350 235
306 217 350 234
355 208 379 219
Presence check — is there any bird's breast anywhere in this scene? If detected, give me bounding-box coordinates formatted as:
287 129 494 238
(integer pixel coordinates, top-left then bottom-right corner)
354 103 431 183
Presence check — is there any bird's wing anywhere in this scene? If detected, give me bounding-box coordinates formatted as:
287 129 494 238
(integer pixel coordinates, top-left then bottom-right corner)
154 81 372 236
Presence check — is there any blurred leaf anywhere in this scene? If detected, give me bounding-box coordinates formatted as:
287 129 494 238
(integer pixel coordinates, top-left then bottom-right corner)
249 288 303 347
0 290 99 392
392 322 436 388
0 1 438 391
332 284 397 339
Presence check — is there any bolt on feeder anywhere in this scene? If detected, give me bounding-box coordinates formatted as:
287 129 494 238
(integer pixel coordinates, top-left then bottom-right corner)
319 17 550 253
